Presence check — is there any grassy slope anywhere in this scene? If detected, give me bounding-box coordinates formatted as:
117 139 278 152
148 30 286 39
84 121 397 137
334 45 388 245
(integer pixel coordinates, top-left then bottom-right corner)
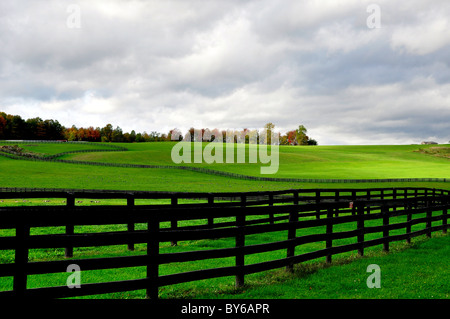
0 142 449 192
66 142 450 179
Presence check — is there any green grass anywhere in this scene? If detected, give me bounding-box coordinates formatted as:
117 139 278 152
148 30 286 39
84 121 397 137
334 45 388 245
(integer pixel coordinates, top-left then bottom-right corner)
1 141 449 192
192 233 449 299
63 142 450 179
0 141 449 299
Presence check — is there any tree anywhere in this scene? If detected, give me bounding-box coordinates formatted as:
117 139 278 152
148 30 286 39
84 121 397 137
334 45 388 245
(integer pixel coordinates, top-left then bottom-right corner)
203 128 212 142
43 119 64 139
77 127 86 141
169 128 182 141
296 125 308 145
211 128 221 142
188 127 195 142
129 130 136 143
0 114 6 139
285 130 296 145
111 126 124 142
87 127 101 142
264 123 275 145
64 125 78 141
8 114 26 139
101 124 113 142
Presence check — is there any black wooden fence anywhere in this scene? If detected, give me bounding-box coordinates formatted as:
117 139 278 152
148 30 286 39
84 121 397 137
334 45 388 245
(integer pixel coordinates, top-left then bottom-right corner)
0 187 448 298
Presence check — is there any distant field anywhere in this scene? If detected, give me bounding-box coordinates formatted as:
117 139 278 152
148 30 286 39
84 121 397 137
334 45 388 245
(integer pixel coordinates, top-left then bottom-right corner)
66 142 450 179
0 141 449 192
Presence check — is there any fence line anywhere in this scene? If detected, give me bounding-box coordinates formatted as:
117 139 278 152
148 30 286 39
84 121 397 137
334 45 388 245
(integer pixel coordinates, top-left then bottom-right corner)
0 187 448 298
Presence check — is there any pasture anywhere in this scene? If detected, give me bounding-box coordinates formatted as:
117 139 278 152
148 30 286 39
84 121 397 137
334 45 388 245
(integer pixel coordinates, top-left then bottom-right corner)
0 141 448 299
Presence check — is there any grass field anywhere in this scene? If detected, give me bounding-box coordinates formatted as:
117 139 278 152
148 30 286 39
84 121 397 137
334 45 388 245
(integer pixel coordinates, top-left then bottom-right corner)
1 141 449 192
65 142 450 180
0 141 448 299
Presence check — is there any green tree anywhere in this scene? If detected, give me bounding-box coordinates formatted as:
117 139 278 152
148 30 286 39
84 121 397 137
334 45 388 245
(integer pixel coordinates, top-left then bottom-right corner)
129 130 136 143
296 125 308 145
111 126 124 142
101 124 113 142
264 122 275 145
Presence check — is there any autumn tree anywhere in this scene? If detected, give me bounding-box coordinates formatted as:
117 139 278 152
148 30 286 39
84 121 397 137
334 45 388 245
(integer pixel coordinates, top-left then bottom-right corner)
0 114 6 139
169 128 183 141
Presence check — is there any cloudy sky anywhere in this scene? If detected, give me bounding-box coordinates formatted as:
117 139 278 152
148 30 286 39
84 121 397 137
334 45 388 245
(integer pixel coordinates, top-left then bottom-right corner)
1 0 449 145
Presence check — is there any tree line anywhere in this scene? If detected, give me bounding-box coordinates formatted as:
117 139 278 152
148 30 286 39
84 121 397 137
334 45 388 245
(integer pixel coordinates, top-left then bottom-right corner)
0 112 317 145
171 123 317 145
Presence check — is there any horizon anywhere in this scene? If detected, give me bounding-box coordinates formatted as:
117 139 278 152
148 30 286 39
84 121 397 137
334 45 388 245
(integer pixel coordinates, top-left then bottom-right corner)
2 110 448 146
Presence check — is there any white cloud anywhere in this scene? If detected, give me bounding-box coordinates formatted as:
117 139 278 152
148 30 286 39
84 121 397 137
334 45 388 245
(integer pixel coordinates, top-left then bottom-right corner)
391 17 450 55
313 22 382 54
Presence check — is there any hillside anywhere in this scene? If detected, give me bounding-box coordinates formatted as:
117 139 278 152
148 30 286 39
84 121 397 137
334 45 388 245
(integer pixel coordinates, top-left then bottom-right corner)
65 142 450 179
0 141 449 192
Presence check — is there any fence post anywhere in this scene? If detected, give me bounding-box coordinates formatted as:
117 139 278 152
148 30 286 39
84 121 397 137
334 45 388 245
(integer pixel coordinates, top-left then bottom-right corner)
443 197 448 234
65 193 75 258
171 196 178 246
13 223 30 297
286 191 299 272
382 206 389 252
426 198 432 238
406 199 412 244
127 193 135 251
357 204 365 256
146 216 159 299
269 193 274 224
235 195 246 288
315 190 321 220
208 194 214 228
326 207 333 263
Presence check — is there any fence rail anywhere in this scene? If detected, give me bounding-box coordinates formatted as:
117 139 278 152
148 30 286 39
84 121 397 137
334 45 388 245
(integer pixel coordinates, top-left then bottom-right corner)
0 187 448 298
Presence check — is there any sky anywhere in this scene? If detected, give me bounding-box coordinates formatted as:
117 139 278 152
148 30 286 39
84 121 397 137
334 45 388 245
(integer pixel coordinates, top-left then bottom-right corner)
1 0 450 145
